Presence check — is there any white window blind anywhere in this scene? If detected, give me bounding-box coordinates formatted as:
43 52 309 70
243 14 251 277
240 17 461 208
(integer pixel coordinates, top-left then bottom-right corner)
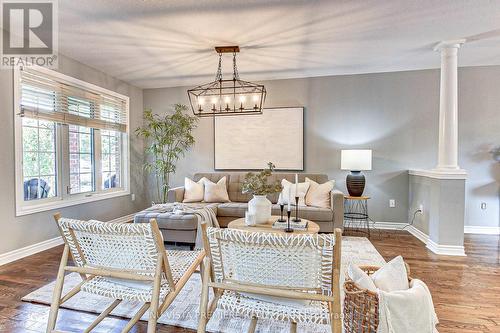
19 67 128 132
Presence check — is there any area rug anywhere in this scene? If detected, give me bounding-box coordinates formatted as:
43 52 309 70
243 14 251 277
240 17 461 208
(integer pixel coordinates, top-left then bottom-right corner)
22 237 385 332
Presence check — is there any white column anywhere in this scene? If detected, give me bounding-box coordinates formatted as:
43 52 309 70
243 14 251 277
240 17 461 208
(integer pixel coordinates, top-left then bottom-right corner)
434 40 465 171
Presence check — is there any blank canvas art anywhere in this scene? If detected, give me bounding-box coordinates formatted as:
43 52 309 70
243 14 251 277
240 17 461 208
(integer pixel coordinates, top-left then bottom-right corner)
214 107 304 170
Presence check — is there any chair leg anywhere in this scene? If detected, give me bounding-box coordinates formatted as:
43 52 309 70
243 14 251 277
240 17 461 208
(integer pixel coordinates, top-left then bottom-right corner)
248 316 258 333
121 302 150 333
46 245 69 333
197 259 211 333
330 303 342 333
147 259 163 333
207 290 221 321
84 299 121 333
290 321 297 333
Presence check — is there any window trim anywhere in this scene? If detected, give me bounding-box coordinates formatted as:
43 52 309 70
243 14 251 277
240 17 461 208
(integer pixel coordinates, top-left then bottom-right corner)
14 66 131 217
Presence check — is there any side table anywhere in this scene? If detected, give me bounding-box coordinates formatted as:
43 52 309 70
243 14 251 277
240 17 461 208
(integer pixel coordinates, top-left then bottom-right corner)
344 195 371 237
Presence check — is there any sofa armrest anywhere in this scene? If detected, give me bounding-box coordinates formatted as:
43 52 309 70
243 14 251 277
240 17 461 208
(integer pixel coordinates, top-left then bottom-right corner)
331 189 345 231
167 186 185 203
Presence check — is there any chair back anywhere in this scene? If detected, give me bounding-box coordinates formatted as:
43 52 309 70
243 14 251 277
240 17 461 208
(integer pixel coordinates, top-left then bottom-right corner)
205 228 340 294
56 217 165 277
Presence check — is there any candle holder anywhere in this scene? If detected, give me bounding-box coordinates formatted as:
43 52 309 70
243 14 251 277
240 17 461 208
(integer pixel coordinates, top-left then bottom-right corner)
293 196 301 222
277 204 286 222
285 210 293 233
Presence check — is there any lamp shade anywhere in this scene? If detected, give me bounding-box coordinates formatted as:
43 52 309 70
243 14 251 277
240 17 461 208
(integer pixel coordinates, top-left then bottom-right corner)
341 149 372 171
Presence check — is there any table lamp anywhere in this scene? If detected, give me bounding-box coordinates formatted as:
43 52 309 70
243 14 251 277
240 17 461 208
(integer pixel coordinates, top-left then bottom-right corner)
341 149 372 197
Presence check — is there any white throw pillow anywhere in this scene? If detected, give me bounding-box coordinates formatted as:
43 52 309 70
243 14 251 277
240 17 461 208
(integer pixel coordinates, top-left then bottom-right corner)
304 177 335 208
278 179 310 206
371 256 409 292
182 177 204 203
202 177 230 203
348 264 377 292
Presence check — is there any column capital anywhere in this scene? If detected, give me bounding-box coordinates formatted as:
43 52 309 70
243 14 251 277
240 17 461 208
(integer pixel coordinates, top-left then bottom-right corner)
433 39 466 52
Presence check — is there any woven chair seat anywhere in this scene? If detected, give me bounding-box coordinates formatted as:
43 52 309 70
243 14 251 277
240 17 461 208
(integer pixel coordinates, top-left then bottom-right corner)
81 250 202 302
218 290 331 325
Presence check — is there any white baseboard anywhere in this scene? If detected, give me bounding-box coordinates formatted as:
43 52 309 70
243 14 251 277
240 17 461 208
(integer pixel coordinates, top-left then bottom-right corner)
368 221 465 256
426 239 466 256
0 236 63 266
464 225 500 235
406 225 429 244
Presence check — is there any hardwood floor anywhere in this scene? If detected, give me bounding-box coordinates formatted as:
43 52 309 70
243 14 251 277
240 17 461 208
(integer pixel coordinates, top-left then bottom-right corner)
0 231 498 332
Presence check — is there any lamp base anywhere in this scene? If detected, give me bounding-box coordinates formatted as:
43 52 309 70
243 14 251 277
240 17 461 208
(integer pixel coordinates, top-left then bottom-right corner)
346 171 365 197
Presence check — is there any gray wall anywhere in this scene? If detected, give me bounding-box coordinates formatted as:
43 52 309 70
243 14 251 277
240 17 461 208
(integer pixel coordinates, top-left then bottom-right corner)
144 66 500 228
0 55 148 255
409 175 466 247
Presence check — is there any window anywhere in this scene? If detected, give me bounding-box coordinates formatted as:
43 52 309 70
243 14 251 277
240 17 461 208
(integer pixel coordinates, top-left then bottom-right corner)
22 118 58 200
14 66 130 216
69 125 95 194
101 129 122 189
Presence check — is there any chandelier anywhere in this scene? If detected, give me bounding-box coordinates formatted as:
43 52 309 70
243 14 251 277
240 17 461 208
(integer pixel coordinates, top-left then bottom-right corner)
187 46 266 117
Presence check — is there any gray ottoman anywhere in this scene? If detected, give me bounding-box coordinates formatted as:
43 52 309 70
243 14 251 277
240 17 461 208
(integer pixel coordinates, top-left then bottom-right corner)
134 208 199 249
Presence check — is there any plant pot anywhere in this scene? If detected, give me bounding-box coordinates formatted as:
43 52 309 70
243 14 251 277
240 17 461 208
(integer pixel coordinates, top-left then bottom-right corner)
248 195 272 224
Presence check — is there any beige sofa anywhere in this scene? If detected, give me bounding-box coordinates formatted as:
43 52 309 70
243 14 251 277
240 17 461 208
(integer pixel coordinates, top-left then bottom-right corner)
167 172 344 233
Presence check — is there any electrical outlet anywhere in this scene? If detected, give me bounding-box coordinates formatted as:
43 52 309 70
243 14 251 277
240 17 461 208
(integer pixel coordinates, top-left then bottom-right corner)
131 193 136 201
389 199 396 208
481 202 487 210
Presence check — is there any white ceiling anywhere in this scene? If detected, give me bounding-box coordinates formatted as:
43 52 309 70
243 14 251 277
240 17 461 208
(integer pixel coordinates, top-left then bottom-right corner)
58 0 500 89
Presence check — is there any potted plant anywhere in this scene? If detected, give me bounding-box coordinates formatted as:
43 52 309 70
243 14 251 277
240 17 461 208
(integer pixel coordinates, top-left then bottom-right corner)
242 162 283 224
135 104 198 203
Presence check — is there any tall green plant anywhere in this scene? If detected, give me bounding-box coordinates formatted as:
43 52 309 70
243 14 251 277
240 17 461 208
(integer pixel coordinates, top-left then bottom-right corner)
136 104 198 203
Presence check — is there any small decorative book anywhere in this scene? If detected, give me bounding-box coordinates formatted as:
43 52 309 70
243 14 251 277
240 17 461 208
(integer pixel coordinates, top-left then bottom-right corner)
273 220 309 230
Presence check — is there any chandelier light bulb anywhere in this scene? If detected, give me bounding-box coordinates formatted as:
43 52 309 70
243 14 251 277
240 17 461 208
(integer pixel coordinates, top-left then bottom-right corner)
211 97 217 104
239 95 246 103
224 96 231 104
199 97 205 105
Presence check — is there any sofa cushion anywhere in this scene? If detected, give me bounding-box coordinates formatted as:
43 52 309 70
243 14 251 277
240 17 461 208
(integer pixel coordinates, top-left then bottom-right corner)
202 176 230 203
221 172 329 203
225 173 254 203
183 177 204 203
217 202 248 217
305 177 335 209
278 179 310 206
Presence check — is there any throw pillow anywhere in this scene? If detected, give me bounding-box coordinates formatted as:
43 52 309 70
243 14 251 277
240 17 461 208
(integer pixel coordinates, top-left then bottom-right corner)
371 255 409 292
278 179 310 206
202 177 230 203
348 264 377 292
183 177 204 203
304 177 335 208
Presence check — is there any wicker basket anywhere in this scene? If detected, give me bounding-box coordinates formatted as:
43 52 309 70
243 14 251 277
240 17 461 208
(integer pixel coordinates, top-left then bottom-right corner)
343 264 411 333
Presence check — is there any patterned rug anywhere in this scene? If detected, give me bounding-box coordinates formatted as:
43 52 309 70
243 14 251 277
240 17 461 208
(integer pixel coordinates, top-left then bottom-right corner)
22 237 385 333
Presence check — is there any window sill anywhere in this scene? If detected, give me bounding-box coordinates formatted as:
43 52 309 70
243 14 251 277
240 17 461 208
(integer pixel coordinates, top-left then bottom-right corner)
15 190 131 217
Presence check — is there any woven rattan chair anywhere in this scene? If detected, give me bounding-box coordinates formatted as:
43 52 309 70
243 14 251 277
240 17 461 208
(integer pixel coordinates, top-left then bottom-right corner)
197 224 343 333
47 213 205 333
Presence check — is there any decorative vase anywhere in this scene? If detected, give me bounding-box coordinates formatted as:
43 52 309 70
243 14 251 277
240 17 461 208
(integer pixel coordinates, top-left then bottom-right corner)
346 171 366 197
248 195 272 224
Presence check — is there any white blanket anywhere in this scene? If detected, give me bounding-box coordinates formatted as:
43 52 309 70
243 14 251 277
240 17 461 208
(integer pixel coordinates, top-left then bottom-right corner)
180 204 220 249
377 279 439 333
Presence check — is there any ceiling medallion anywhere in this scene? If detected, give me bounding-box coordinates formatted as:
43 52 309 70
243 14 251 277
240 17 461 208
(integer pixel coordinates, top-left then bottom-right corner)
187 46 266 117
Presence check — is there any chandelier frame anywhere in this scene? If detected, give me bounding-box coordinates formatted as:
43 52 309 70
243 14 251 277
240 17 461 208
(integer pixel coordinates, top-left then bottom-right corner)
187 46 266 117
